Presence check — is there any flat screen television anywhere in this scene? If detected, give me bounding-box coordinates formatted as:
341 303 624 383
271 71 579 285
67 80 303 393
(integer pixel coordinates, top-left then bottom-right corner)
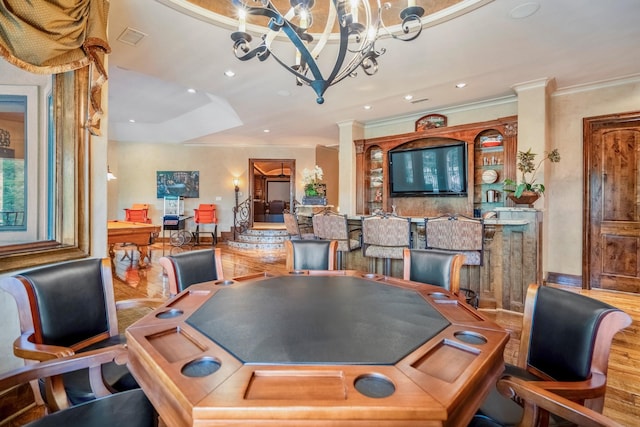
389 142 467 197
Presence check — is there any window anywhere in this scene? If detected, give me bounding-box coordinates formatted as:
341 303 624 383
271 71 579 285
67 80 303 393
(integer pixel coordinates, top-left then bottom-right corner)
0 67 90 272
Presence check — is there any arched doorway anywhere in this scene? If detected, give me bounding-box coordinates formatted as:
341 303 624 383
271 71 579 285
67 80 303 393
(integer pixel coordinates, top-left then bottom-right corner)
249 159 296 225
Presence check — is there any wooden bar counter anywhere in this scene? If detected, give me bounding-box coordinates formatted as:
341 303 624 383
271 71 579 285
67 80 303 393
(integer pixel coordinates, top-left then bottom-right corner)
126 271 509 426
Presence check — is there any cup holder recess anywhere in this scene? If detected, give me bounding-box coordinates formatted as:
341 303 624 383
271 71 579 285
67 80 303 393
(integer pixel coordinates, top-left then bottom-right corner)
181 357 221 378
454 331 488 345
155 308 184 319
428 292 450 300
215 280 235 286
354 374 395 398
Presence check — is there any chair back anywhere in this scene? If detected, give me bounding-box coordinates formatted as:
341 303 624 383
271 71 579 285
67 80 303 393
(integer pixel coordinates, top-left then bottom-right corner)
313 212 361 252
285 239 338 271
159 248 223 295
1 258 116 349
124 203 150 223
361 214 411 259
402 248 464 294
194 203 217 224
523 285 629 382
425 214 484 265
269 200 285 214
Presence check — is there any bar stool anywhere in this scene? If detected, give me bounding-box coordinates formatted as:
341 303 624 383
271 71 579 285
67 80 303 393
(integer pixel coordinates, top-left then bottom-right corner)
361 213 411 276
193 203 217 245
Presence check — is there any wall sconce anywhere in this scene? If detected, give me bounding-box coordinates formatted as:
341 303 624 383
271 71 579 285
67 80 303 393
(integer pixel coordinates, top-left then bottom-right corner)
107 165 117 181
233 177 239 206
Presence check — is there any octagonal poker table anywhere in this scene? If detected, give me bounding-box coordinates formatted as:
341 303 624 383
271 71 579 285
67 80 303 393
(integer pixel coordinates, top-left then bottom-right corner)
126 270 509 427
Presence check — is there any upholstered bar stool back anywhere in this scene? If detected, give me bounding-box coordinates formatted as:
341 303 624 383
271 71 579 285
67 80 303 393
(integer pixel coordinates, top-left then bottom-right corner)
312 211 361 269
424 214 484 265
284 212 315 240
361 214 411 276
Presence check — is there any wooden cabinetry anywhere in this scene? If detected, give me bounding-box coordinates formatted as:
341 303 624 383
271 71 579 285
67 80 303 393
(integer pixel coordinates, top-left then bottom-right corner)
474 130 506 214
355 116 518 216
366 147 384 213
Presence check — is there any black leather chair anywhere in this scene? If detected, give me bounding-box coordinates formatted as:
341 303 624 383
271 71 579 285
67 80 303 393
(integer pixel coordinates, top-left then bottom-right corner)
0 345 158 427
159 248 224 296
402 248 465 295
284 239 338 271
473 284 631 427
0 258 162 410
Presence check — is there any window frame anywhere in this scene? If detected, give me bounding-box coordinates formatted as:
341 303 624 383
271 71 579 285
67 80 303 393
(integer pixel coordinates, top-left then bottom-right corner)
0 67 91 272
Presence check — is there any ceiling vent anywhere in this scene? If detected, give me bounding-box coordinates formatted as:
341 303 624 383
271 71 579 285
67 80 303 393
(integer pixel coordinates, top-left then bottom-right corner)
410 98 430 104
117 27 147 46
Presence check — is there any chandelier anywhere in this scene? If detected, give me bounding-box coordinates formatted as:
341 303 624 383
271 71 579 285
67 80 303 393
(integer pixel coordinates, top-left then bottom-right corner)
230 0 425 104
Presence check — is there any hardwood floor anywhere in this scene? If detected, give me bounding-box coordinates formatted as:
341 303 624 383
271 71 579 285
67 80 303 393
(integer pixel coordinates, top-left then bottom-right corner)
6 242 639 426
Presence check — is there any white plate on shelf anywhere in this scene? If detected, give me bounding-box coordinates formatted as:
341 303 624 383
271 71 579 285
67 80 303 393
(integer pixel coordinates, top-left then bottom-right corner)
482 169 498 184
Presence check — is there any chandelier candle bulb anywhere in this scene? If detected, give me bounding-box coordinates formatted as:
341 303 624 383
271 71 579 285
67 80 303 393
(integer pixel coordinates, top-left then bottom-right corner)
408 0 416 7
238 9 246 33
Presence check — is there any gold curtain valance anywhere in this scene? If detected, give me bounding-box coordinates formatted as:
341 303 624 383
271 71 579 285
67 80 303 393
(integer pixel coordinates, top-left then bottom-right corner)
0 0 112 135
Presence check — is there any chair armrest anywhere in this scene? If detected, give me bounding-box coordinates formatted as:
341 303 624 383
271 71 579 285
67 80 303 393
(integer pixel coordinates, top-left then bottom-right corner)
13 332 75 361
0 345 128 403
517 373 607 401
116 298 165 310
497 376 623 427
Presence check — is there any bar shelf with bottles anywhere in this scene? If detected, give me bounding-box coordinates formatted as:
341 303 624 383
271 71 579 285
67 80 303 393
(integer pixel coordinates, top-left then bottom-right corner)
474 132 505 214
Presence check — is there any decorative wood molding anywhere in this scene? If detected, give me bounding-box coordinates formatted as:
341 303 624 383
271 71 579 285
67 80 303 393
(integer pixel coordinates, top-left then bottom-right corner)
545 272 582 287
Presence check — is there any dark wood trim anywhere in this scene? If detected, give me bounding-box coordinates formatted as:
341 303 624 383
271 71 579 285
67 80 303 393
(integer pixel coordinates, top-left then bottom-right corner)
0 383 37 425
545 272 582 287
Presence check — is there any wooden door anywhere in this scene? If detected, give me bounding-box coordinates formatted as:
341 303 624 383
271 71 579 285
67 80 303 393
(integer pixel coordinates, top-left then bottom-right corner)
584 111 640 292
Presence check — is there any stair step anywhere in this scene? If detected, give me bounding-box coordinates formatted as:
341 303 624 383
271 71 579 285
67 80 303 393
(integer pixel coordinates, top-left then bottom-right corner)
227 240 284 251
227 227 289 251
238 234 287 244
242 229 288 237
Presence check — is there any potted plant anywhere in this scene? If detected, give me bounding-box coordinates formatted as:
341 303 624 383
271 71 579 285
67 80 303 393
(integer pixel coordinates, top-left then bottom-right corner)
503 148 560 206
302 165 327 205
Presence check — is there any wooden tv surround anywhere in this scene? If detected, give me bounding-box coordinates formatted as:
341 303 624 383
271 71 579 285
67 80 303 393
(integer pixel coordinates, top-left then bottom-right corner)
352 116 543 312
354 115 518 217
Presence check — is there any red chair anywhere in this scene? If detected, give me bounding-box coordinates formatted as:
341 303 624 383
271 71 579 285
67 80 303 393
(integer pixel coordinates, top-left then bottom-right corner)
124 203 151 223
193 203 217 245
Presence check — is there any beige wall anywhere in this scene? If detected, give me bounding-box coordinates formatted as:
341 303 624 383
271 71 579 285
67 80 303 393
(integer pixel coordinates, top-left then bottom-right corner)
108 142 318 232
315 145 339 207
546 79 640 276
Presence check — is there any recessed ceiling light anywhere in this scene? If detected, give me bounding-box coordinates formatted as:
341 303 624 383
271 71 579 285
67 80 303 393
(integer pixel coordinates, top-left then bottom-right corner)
263 129 270 133
187 88 196 94
129 119 136 123
455 82 467 88
364 105 372 110
404 95 413 101
224 70 236 77
509 2 540 19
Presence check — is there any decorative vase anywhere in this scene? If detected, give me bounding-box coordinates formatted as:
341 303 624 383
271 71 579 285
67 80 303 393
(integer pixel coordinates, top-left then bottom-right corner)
508 191 540 207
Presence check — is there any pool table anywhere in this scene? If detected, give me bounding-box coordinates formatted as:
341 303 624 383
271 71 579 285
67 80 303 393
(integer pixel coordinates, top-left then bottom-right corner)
107 220 160 268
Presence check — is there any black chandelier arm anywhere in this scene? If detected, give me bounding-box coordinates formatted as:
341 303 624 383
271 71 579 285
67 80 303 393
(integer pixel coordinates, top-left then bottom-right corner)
228 0 425 103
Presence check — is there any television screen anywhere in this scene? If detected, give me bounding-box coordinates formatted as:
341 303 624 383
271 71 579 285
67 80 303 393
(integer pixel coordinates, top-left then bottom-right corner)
389 143 467 197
